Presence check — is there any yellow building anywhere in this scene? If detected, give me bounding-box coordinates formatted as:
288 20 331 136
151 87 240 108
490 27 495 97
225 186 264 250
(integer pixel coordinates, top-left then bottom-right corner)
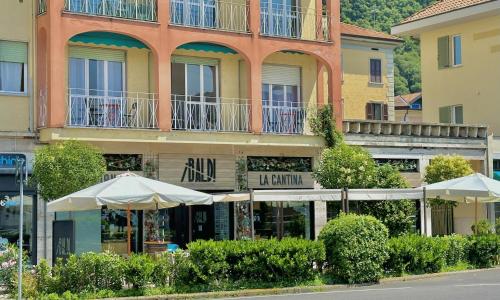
341 23 402 121
392 0 500 233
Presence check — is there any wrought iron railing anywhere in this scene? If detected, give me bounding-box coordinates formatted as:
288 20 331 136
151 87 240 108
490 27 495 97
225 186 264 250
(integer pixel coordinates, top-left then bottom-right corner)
171 95 251 132
262 104 306 134
64 0 158 22
170 0 249 33
67 89 158 129
260 4 330 41
38 0 47 15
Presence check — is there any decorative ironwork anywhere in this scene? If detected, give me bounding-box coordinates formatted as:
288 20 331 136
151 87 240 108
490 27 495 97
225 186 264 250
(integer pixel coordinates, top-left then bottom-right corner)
170 0 249 33
171 95 251 132
66 89 158 129
64 0 158 22
262 105 307 134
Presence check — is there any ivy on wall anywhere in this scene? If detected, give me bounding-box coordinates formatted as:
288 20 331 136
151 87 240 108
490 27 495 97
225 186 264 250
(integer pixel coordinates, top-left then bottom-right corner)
247 157 312 172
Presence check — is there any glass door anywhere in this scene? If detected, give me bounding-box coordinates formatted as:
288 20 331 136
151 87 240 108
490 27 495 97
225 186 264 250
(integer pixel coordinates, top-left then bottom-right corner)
68 58 125 127
171 61 219 131
262 83 300 133
261 0 299 37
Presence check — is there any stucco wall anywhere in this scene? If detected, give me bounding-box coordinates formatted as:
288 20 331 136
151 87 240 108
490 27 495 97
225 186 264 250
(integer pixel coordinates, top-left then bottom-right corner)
0 0 34 132
341 41 395 120
420 15 500 133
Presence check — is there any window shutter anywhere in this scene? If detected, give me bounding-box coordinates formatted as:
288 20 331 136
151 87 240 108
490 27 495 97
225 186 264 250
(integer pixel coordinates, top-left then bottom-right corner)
383 104 389 120
69 46 125 62
439 106 451 123
438 36 450 69
454 106 464 124
366 103 374 120
262 64 301 86
171 56 218 66
0 40 27 63
370 59 382 83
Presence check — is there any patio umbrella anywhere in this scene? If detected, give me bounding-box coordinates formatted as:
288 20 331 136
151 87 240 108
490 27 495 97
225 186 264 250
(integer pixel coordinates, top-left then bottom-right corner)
48 172 213 254
418 173 500 234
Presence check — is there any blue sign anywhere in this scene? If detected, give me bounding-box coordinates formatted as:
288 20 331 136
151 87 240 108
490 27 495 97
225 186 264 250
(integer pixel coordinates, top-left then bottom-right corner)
0 196 19 208
0 154 26 169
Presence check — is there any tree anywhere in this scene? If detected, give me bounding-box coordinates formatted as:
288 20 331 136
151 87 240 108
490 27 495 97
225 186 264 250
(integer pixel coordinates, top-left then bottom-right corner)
32 140 106 201
314 143 416 236
424 155 474 184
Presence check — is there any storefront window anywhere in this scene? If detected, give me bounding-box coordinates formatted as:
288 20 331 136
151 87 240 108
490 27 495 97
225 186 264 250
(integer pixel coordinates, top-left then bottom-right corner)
253 201 311 240
56 210 101 255
101 209 140 255
0 195 34 258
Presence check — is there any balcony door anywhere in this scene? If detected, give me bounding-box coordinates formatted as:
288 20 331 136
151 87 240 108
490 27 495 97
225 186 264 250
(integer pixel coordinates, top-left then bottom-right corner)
261 0 300 38
171 57 219 130
68 47 125 127
171 0 217 28
262 64 303 134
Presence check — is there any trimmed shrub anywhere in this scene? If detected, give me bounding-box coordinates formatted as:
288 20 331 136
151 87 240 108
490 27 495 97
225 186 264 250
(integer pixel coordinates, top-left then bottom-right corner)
385 235 447 275
471 220 493 235
442 235 470 267
52 251 126 293
124 253 155 289
318 214 389 284
152 251 191 288
185 238 325 286
467 234 500 268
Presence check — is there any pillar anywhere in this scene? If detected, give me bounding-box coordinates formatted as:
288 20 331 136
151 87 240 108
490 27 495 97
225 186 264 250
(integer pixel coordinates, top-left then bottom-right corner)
156 0 171 131
316 61 325 106
249 61 262 133
248 0 260 36
326 0 343 129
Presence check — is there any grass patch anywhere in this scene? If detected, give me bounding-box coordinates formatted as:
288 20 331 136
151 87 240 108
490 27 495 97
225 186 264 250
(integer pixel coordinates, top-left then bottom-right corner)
441 261 473 273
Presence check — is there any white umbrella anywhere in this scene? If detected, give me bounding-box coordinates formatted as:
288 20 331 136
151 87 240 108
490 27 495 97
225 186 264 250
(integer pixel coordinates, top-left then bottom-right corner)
48 172 213 254
418 173 500 234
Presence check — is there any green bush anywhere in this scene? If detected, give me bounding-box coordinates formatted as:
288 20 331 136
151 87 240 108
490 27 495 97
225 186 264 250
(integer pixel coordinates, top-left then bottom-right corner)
0 244 19 286
385 235 448 275
318 214 388 284
467 234 500 268
471 220 493 235
185 238 325 286
496 218 500 235
125 253 155 289
52 251 126 293
152 251 190 288
442 235 470 267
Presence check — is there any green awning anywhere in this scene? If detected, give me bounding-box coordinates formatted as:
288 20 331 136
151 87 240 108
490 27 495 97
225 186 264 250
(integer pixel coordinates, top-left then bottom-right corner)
69 32 148 49
177 42 237 54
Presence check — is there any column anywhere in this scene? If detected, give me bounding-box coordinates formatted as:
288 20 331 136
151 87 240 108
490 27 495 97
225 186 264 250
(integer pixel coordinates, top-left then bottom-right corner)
314 201 327 239
316 61 325 106
249 61 262 133
248 0 260 36
315 0 323 41
327 65 343 129
156 0 171 131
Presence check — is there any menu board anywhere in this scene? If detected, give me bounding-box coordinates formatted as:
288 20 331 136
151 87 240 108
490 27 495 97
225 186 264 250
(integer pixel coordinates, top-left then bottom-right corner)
214 203 230 240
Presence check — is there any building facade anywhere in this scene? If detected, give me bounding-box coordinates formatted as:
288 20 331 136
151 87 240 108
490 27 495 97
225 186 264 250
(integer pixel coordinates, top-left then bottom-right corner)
392 0 500 230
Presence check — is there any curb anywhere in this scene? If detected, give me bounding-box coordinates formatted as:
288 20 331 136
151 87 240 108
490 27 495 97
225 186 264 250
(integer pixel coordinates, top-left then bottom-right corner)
103 267 500 300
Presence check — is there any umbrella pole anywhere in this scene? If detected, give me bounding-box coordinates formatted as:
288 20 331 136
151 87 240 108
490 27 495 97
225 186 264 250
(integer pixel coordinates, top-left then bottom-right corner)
127 203 131 256
474 197 478 235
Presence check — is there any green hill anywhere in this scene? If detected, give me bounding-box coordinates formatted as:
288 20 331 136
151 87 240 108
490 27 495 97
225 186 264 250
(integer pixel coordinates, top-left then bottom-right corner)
341 0 436 95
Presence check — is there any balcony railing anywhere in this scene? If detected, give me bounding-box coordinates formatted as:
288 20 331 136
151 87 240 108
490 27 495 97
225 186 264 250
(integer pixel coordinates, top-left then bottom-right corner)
38 0 47 15
64 0 158 22
67 89 158 129
262 104 307 134
170 0 249 33
260 4 330 41
172 95 251 132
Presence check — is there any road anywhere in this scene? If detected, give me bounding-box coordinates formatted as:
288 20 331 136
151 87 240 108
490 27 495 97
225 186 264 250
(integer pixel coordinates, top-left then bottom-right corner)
220 268 500 300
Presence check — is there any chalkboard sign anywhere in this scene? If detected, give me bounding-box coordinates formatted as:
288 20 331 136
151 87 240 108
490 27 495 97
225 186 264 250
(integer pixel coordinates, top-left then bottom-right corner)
52 220 75 262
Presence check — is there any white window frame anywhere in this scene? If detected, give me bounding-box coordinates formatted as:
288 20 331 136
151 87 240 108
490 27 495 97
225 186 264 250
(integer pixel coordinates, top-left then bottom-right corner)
69 58 126 97
262 83 301 108
0 62 28 96
451 34 462 67
451 104 463 124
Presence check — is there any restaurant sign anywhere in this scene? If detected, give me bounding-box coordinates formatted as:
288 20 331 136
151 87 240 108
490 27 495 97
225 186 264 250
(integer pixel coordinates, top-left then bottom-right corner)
159 154 235 190
248 172 314 189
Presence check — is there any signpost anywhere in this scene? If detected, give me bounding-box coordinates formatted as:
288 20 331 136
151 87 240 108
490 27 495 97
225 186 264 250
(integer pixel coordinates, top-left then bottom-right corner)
15 157 26 300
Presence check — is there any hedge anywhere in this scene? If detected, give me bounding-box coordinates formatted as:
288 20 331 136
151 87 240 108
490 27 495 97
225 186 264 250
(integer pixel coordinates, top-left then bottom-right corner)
467 234 500 268
185 238 325 285
318 213 389 284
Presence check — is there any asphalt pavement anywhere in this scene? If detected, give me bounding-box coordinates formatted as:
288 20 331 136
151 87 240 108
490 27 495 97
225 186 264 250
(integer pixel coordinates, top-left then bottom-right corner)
219 268 500 300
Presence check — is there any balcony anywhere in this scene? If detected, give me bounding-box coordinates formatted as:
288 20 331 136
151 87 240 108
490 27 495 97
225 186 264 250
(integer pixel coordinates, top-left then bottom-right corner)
260 4 330 42
38 0 47 15
262 105 307 135
64 0 158 22
169 0 249 33
67 90 158 129
171 95 251 132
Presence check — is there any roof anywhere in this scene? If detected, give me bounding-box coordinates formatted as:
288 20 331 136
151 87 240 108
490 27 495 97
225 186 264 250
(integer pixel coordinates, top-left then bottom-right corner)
395 92 422 107
401 0 495 24
340 22 402 42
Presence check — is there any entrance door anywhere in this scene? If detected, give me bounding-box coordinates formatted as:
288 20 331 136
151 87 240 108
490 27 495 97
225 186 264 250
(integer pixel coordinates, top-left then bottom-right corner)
191 205 214 241
171 59 219 130
261 0 300 37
